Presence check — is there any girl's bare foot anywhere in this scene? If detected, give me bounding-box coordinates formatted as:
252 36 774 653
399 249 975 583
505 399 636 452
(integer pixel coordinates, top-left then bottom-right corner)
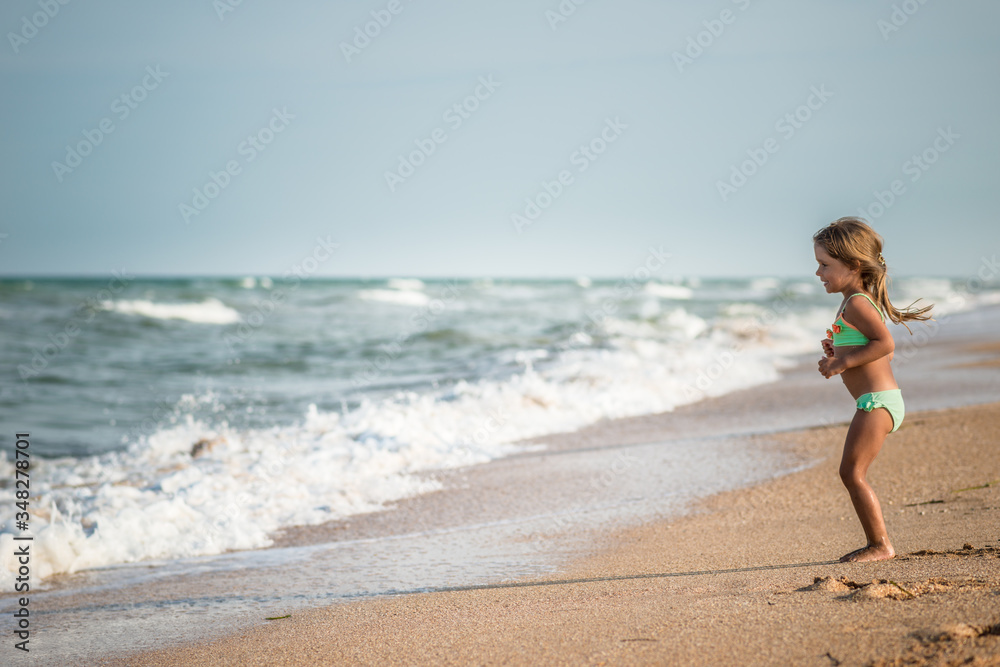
839 543 895 562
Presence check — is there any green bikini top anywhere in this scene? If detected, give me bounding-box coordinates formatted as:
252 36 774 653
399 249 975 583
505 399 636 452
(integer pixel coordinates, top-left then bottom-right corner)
828 293 884 347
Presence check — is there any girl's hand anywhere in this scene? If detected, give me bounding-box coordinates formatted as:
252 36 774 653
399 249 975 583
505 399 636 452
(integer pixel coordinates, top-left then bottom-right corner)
818 356 846 379
821 339 834 358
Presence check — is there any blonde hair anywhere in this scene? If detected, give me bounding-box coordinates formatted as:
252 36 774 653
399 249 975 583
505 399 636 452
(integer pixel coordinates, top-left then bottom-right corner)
813 216 932 333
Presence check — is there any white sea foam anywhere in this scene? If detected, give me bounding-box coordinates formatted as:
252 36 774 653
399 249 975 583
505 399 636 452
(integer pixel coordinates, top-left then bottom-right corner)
749 277 781 291
101 298 240 324
788 281 817 295
892 277 1000 316
240 276 273 289
357 289 431 306
644 282 693 300
386 278 426 291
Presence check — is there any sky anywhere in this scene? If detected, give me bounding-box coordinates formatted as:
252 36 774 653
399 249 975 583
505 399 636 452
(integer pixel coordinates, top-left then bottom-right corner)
0 0 998 279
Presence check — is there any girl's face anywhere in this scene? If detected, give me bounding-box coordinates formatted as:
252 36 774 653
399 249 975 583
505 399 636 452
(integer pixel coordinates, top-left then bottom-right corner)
814 243 857 293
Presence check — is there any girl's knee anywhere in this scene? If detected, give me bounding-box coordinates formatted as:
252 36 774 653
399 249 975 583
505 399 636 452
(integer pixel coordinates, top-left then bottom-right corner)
839 463 864 488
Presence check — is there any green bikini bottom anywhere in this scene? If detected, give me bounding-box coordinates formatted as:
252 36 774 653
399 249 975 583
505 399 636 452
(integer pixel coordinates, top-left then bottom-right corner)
856 389 904 433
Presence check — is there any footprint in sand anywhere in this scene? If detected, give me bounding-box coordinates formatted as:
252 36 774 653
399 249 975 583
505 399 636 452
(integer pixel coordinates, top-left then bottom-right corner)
798 576 986 601
848 581 921 601
876 622 1000 665
926 623 987 641
908 545 1000 559
799 576 859 593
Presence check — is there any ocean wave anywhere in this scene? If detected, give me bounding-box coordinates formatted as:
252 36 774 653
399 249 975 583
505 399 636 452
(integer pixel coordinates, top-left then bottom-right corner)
749 277 781 291
357 289 431 306
238 276 273 289
892 278 1000 316
386 278 426 291
16 274 992 586
101 298 240 324
0 304 833 587
643 282 693 300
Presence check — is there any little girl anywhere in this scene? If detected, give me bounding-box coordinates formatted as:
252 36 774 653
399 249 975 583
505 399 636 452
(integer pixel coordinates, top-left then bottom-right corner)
813 217 932 562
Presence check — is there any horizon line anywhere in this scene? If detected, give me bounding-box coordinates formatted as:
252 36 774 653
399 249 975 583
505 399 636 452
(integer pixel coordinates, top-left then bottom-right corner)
0 272 963 282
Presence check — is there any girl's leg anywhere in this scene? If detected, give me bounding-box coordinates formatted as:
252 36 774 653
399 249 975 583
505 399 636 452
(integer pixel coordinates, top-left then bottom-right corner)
838 407 895 562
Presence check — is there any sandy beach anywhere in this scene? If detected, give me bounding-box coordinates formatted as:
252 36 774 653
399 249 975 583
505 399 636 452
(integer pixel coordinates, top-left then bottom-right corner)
110 395 1000 666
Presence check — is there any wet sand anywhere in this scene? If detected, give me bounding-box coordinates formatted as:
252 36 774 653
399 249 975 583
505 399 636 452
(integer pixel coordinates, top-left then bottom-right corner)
112 399 1000 666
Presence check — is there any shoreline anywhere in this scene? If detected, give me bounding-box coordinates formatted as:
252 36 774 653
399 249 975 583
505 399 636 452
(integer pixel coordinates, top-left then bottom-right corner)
111 400 1000 666
11 306 1000 665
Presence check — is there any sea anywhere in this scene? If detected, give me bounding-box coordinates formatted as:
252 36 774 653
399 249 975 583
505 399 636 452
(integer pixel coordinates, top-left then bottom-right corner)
1 273 997 590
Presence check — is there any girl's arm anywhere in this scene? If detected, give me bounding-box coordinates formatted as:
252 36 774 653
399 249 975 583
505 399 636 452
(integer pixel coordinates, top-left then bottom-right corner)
839 297 894 368
819 297 894 377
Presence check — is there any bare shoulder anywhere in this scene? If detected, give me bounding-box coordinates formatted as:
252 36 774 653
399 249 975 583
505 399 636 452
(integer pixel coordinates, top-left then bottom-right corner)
845 293 880 316
844 293 887 333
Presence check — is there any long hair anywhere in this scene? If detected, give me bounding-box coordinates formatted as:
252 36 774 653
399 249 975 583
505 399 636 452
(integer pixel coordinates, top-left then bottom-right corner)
813 217 932 333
